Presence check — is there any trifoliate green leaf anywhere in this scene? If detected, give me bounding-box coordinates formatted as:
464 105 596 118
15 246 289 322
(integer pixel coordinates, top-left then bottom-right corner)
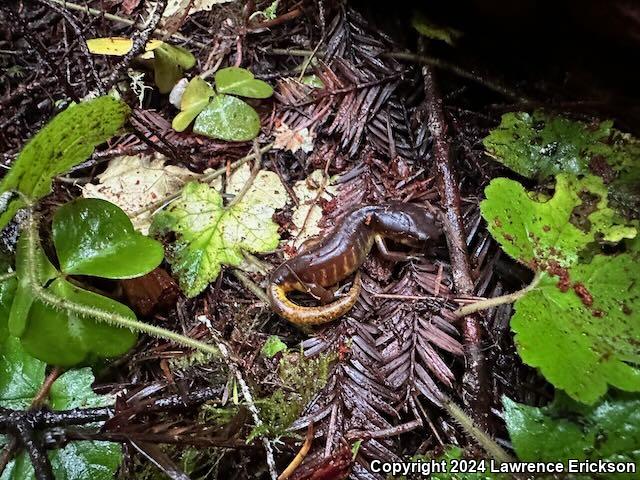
214 67 273 99
481 174 636 269
483 112 640 217
504 394 640 477
172 77 215 132
52 198 164 279
0 96 130 230
0 357 122 480
193 94 261 141
9 237 137 366
512 251 640 404
152 166 287 296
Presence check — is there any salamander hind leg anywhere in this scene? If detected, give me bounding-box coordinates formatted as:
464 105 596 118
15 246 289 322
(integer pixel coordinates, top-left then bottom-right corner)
374 235 422 262
306 283 337 304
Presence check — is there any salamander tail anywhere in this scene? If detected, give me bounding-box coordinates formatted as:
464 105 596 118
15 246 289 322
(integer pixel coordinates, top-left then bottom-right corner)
268 272 362 326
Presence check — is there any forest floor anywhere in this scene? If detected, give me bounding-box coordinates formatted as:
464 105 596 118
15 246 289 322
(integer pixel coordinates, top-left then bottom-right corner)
1 1 639 479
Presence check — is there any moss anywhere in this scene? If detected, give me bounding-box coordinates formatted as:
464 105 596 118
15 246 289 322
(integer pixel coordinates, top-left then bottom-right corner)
247 349 335 443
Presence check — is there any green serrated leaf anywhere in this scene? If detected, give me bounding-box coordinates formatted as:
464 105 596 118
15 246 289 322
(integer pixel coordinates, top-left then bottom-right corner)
504 394 640 478
0 336 46 410
484 112 640 218
52 198 164 279
214 67 273 99
0 96 130 230
512 251 640 404
480 174 636 268
261 336 287 357
193 94 261 141
152 167 287 296
172 77 215 132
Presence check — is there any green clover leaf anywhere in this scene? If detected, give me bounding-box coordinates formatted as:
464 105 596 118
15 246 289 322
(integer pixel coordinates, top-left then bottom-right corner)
214 67 274 99
52 198 164 279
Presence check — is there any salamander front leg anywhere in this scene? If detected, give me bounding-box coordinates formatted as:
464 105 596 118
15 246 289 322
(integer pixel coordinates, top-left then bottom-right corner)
374 235 422 262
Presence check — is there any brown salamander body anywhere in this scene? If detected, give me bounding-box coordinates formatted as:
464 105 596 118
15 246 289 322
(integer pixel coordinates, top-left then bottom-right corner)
268 202 442 325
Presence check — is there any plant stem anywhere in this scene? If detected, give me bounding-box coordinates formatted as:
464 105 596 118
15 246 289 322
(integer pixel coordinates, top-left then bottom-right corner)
454 272 543 318
23 210 220 357
441 395 513 464
227 141 262 209
231 269 269 305
0 271 16 282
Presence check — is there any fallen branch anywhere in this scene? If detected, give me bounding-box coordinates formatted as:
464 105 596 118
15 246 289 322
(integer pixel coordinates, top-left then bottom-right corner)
421 50 491 430
385 51 530 102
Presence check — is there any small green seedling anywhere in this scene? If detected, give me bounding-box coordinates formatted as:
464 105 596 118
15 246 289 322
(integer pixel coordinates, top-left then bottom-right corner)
172 67 274 141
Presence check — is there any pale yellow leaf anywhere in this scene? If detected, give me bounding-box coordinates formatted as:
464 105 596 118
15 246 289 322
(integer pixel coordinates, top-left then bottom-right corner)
82 153 198 234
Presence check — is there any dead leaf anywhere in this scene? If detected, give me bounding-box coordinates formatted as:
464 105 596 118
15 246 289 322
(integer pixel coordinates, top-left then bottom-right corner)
82 153 198 234
121 0 142 15
273 122 315 154
287 170 337 255
162 0 236 18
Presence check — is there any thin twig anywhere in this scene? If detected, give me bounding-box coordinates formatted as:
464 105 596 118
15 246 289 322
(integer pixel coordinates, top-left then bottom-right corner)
248 4 303 32
217 342 278 480
30 368 63 409
47 0 208 48
104 0 167 90
227 141 262 208
3 7 79 103
454 272 542 317
384 51 530 102
37 0 106 95
231 269 269 305
297 37 323 80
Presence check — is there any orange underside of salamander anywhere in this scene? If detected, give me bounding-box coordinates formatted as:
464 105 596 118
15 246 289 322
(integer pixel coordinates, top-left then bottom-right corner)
268 202 442 326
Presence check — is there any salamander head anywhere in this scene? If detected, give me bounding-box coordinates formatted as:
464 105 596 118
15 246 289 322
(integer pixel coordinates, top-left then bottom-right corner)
373 202 442 247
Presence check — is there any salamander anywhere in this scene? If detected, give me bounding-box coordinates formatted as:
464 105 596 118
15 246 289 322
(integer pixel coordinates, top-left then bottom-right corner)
268 202 442 325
